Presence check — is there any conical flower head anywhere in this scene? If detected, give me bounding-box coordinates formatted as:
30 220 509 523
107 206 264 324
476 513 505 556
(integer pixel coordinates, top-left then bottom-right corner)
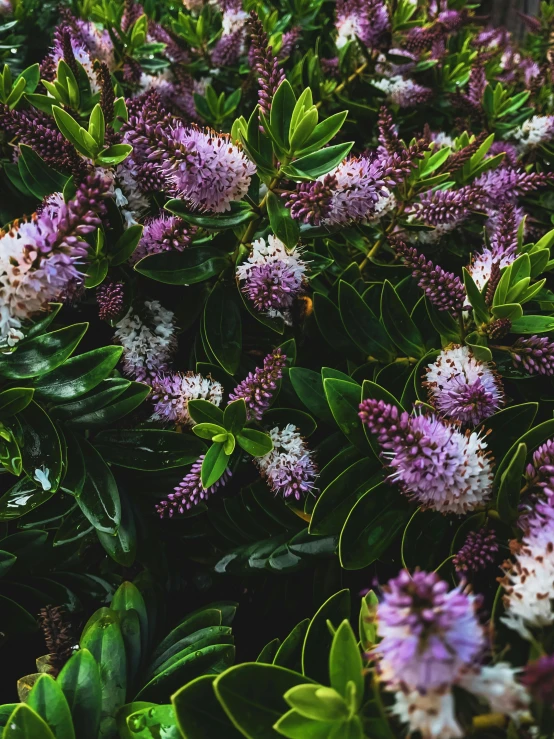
358 400 493 514
425 346 504 425
375 569 485 691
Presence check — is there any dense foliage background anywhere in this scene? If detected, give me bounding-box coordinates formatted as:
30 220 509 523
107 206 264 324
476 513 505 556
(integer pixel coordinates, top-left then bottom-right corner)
2 0 554 736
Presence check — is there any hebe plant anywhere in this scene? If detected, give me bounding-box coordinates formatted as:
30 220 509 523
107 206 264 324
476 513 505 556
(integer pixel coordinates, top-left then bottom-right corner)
2 0 554 737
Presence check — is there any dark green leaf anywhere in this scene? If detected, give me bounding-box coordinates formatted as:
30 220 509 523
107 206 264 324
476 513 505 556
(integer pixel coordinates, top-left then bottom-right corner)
110 224 143 265
339 281 395 362
381 281 425 359
188 399 225 425
497 443 527 523
94 429 206 470
165 200 255 230
75 436 120 534
0 324 87 379
65 381 150 428
135 246 229 284
58 649 102 739
289 368 334 424
172 675 244 739
323 379 368 454
34 346 122 402
289 142 354 178
28 674 75 739
0 387 34 416
302 590 350 683
267 191 299 249
18 145 69 200
223 399 247 435
511 315 554 334
19 401 63 492
204 283 242 375
2 705 56 739
236 428 274 457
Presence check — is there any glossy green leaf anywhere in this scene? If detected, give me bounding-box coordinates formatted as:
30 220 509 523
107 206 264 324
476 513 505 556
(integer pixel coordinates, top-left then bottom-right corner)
165 200 255 229
323 379 368 454
135 247 229 284
289 368 334 424
223 399 247 435
339 281 395 362
236 428 273 457
65 382 150 428
497 442 527 523
381 281 425 359
2 705 56 739
0 476 52 521
58 649 102 739
329 620 363 704
0 387 34 417
267 191 299 249
28 674 75 739
511 315 554 334
125 705 180 738
110 225 143 265
204 283 242 375
34 346 122 402
17 145 69 200
214 663 309 739
289 142 354 178
0 324 87 379
273 710 339 739
75 436 121 534
97 490 136 567
302 590 350 683
18 401 63 492
201 442 230 488
94 429 206 470
96 143 132 165
172 675 243 739
80 609 127 739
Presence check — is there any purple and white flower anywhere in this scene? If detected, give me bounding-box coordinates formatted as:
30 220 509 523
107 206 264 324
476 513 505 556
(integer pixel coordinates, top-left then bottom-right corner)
151 372 223 426
229 348 286 421
425 346 504 425
359 400 493 514
256 424 318 500
236 235 307 322
156 454 232 516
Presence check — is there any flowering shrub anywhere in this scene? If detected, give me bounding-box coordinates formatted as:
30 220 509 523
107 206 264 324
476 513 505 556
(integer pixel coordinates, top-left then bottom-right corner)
3 0 554 736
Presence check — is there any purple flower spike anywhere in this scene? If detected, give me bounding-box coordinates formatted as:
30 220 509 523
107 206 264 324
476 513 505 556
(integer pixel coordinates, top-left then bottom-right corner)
358 399 493 514
230 349 286 421
248 11 285 116
375 569 485 691
525 440 554 501
393 239 466 315
285 175 336 226
509 336 554 376
425 346 504 425
256 424 318 500
156 455 232 517
453 528 499 576
97 281 124 321
412 186 480 227
132 214 195 264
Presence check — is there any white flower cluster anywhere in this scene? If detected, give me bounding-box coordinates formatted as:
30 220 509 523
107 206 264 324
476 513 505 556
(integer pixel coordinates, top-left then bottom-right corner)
114 300 177 382
511 115 554 152
112 160 150 228
256 424 317 500
151 372 224 426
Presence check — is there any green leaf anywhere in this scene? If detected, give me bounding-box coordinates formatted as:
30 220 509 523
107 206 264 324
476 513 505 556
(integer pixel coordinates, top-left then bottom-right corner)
511 315 554 334
214 663 309 739
165 200 255 230
496 443 526 523
110 224 143 265
53 105 96 157
267 191 299 249
2 705 56 739
204 284 242 375
0 593 37 638
302 590 350 683
288 142 354 178
172 675 244 739
329 620 363 705
19 401 63 492
84 259 109 289
58 650 101 739
80 609 127 739
313 293 360 358
0 476 51 520
0 550 17 577
28 674 75 739
34 346 122 402
223 399 247 435
188 399 225 425
269 79 296 150
65 381 150 428
289 368 334 424
285 685 347 722
94 429 206 470
339 483 411 570
52 378 130 423
124 705 180 739
75 436 121 534
135 246 229 284
201 442 230 488
274 710 339 739
494 418 554 487
97 490 136 567
88 103 105 148
323 379 368 454
0 324 87 379
298 110 348 156
0 387 34 416
478 403 537 464
381 281 425 359
193 422 227 440
339 281 395 362
18 145 69 200
462 269 490 324
236 428 274 457
96 143 132 166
